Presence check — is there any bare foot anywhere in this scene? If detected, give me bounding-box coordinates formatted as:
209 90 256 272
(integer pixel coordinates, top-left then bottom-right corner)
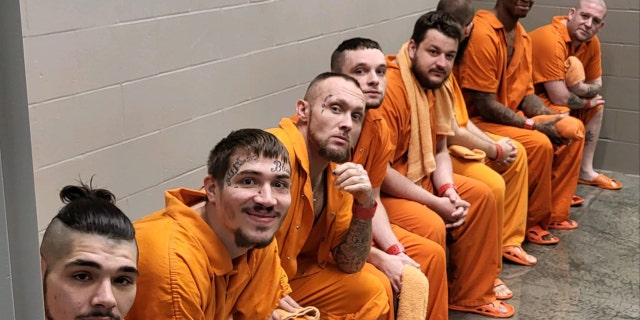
494 279 512 300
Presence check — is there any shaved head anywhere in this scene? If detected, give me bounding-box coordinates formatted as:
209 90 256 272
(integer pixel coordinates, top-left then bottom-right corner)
437 0 474 26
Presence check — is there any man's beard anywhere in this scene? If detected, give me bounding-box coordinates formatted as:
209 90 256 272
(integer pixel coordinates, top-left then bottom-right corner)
308 110 351 163
411 63 448 90
318 139 351 163
235 226 276 249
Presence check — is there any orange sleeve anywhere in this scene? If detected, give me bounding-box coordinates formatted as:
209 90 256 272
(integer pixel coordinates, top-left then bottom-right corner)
457 12 502 95
530 23 567 84
582 37 602 81
377 56 411 171
233 243 292 319
128 216 211 320
354 115 394 188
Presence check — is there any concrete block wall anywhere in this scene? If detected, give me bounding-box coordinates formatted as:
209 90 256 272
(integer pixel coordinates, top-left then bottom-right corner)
21 0 438 232
474 0 640 175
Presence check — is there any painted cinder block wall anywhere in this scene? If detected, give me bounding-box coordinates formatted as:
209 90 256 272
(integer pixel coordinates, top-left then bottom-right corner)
473 0 640 175
21 0 440 233
21 0 638 235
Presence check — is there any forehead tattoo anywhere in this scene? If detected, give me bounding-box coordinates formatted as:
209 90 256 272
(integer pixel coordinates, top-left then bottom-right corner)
321 94 334 113
225 155 258 186
271 160 291 175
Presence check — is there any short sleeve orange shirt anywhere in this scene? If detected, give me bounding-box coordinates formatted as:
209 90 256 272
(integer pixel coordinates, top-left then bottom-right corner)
457 10 535 114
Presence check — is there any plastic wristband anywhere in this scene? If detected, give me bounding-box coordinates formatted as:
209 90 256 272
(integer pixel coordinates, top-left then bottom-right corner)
584 98 591 109
524 118 535 130
353 200 377 220
490 143 503 161
385 243 406 255
437 183 457 197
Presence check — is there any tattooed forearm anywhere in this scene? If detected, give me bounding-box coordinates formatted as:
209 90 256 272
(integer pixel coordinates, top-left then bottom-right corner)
521 94 555 116
332 217 373 273
471 91 525 126
271 160 291 175
225 156 257 186
567 92 586 109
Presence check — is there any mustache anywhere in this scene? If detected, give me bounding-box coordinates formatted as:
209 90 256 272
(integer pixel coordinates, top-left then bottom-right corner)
76 310 119 319
246 204 282 216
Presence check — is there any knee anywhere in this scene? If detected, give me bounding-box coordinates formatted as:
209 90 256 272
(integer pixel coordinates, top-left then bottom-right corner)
527 131 554 159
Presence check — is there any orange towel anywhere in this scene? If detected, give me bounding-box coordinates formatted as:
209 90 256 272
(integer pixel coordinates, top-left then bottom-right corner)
564 56 585 88
448 145 486 161
530 114 584 141
397 41 455 183
397 265 429 320
274 306 320 320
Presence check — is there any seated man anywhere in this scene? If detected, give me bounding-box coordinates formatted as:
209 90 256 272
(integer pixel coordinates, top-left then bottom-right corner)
267 72 390 319
330 37 448 319
40 181 138 320
128 129 298 319
530 0 621 190
375 11 515 318
457 0 585 236
437 0 535 270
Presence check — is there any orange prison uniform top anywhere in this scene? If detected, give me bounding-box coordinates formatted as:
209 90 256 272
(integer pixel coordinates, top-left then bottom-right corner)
457 10 584 225
448 76 529 251
354 110 449 320
267 118 389 320
530 16 604 126
127 188 290 320
376 55 500 307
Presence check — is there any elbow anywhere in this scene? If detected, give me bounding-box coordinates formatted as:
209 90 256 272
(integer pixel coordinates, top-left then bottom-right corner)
549 93 569 106
337 262 365 274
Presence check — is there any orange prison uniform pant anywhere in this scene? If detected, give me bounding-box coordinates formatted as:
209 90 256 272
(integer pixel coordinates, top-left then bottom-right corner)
472 119 584 225
451 133 529 251
382 173 500 307
289 263 389 320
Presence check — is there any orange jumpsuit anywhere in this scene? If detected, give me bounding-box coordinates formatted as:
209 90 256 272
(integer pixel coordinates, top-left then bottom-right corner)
354 110 449 320
128 188 291 320
447 76 529 251
376 56 501 307
457 10 584 226
530 16 603 127
267 118 389 320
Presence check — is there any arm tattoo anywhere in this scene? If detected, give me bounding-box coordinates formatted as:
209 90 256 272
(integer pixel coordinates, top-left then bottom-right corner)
582 83 601 99
473 92 525 126
332 217 373 274
567 92 585 110
271 160 291 175
585 130 594 146
521 94 555 116
225 156 257 186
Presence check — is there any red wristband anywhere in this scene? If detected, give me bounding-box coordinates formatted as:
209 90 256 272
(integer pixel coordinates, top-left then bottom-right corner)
584 99 591 109
353 200 377 220
490 143 503 161
524 118 535 130
437 183 457 197
385 243 406 255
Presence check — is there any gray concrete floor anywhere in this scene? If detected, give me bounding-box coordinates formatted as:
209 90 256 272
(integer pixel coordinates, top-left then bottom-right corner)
450 171 640 320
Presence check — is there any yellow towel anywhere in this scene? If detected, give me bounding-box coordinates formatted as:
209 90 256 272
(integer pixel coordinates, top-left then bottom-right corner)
397 42 455 183
564 56 585 88
397 265 429 320
274 306 320 320
530 114 584 141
